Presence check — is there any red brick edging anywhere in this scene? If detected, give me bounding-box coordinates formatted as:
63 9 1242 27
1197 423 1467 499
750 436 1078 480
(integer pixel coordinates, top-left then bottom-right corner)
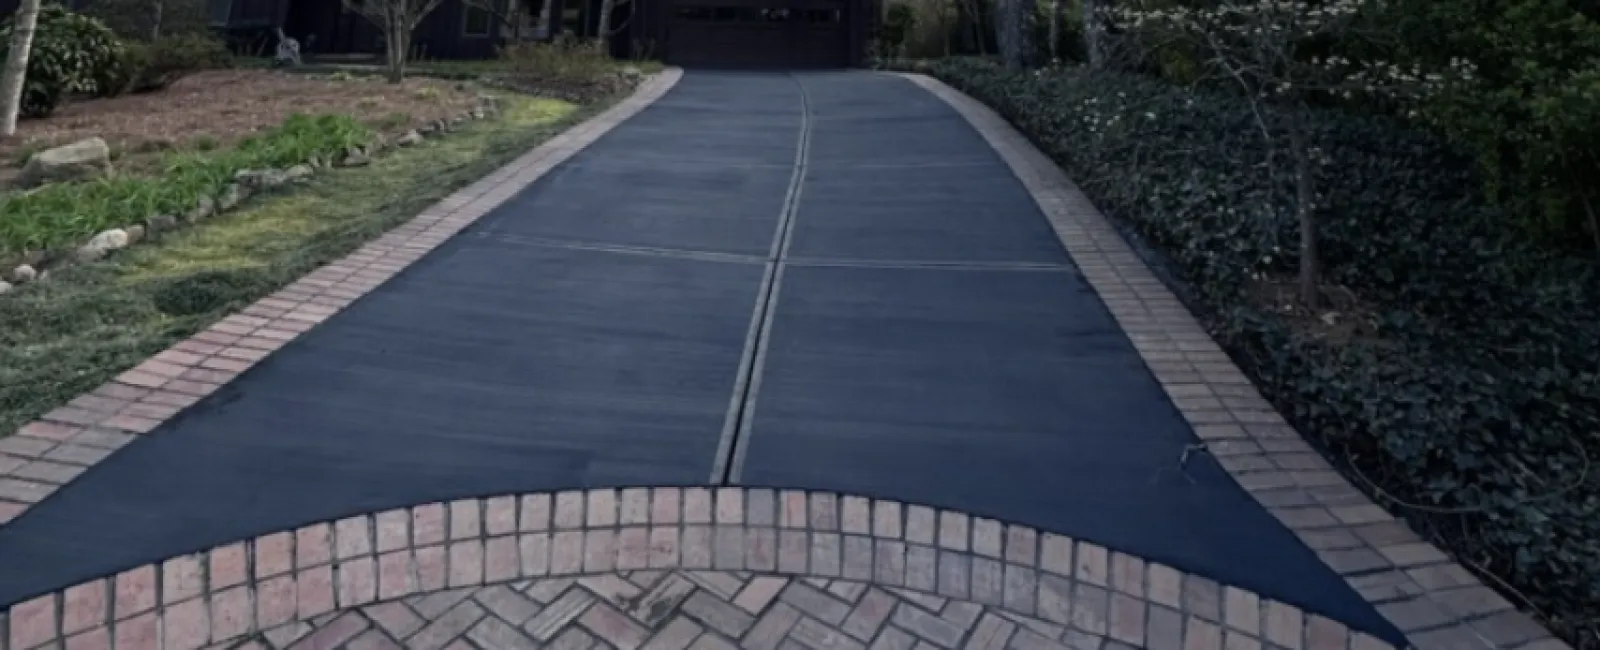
1 488 1396 650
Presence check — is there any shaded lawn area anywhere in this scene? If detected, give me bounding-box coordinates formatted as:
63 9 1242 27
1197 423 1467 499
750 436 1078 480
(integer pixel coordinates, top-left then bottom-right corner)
0 93 615 437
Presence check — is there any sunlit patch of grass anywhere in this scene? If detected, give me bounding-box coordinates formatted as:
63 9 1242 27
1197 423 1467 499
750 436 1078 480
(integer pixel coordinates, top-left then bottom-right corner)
0 93 606 436
0 114 372 255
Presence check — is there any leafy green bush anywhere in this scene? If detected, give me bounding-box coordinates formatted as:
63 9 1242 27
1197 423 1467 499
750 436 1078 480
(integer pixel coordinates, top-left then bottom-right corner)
0 114 372 256
0 5 125 117
1378 0 1600 253
920 57 1600 639
81 0 211 41
112 33 233 95
499 35 616 86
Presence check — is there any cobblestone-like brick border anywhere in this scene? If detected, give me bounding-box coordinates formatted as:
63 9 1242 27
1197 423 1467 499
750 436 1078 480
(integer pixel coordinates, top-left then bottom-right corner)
0 488 1397 650
0 69 682 525
898 74 1568 650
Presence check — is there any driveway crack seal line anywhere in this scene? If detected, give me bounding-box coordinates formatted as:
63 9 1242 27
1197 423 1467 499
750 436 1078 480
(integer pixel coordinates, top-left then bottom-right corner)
711 73 813 485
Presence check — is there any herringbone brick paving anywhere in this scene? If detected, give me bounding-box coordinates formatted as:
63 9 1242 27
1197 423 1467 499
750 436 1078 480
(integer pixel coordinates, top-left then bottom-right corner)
236 570 1130 650
0 489 1395 650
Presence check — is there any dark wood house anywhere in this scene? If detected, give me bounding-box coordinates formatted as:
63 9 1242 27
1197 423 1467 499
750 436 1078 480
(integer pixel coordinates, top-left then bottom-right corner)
201 0 872 69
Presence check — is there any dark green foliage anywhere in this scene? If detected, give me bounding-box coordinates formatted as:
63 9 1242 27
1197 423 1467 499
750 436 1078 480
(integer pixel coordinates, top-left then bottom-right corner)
881 4 917 55
0 5 125 117
150 268 271 315
80 0 212 41
110 33 233 95
921 57 1600 638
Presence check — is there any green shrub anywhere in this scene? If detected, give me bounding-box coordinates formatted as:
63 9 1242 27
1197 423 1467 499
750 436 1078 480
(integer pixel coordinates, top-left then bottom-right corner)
80 0 211 41
880 3 918 57
919 57 1600 639
0 114 372 256
499 35 615 85
0 5 125 117
112 33 233 95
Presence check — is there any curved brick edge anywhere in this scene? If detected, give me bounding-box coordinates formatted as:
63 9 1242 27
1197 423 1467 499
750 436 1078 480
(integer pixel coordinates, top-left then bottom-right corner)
2 489 1390 650
897 73 1568 650
0 68 684 524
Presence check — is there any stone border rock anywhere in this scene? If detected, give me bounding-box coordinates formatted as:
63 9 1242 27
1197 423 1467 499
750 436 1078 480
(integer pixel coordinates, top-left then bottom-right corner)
0 92 511 296
897 73 1568 650
0 488 1395 650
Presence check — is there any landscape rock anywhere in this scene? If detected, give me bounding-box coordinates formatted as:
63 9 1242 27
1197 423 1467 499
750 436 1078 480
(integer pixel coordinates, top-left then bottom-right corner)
285 164 314 181
338 146 370 167
187 195 217 221
217 183 247 211
235 168 291 188
471 107 486 120
125 224 146 245
621 65 643 79
18 137 113 188
396 130 423 147
78 228 130 261
0 280 12 295
146 213 179 232
8 264 35 284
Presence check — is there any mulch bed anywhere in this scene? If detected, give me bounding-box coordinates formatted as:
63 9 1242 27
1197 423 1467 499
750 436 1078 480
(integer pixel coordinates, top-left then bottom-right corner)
0 69 484 182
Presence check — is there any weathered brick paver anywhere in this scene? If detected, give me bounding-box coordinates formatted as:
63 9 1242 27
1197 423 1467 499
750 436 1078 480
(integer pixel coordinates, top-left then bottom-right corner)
0 489 1395 650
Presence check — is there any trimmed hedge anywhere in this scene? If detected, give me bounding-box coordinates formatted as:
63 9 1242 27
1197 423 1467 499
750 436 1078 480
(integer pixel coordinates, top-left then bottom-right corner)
916 58 1600 636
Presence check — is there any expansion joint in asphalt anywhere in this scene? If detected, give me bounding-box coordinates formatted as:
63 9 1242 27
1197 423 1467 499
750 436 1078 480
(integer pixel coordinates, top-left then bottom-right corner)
470 232 766 265
711 73 812 485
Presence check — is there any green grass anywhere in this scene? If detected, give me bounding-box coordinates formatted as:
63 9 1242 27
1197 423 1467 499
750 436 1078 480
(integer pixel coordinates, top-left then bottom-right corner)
0 114 373 256
0 93 604 437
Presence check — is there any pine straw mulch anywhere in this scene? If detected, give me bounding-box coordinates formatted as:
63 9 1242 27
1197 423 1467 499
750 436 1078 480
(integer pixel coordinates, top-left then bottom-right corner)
0 68 484 183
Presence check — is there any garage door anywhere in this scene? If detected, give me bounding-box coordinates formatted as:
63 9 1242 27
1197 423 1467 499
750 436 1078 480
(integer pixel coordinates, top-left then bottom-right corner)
665 0 851 69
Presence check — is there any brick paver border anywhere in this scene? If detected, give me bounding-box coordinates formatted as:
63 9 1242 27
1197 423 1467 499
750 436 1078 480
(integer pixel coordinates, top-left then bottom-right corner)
0 488 1398 650
0 69 682 522
898 73 1567 650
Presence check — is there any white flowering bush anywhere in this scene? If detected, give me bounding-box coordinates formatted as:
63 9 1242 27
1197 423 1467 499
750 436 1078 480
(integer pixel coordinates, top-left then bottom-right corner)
1099 0 1474 307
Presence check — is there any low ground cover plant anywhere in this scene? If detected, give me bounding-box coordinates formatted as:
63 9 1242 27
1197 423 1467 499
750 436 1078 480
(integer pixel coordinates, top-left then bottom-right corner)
917 56 1600 640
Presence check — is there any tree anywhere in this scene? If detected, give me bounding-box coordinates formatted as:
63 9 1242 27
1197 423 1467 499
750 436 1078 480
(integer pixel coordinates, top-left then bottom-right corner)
1080 0 1102 67
462 0 531 44
594 0 635 44
1112 0 1468 307
996 0 1035 68
0 0 41 137
535 0 561 39
339 0 447 83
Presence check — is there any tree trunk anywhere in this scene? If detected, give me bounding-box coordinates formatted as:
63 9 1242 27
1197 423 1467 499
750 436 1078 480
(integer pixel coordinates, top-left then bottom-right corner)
1290 122 1319 309
1081 0 1101 68
537 0 560 39
386 14 407 83
997 0 1032 69
1046 0 1060 61
151 0 164 40
595 0 616 41
0 0 42 137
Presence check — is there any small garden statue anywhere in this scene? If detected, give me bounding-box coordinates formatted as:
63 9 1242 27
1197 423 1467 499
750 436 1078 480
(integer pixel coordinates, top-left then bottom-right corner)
273 28 302 67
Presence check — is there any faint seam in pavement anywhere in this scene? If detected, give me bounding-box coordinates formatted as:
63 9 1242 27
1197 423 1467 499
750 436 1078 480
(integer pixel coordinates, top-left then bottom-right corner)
711 73 815 485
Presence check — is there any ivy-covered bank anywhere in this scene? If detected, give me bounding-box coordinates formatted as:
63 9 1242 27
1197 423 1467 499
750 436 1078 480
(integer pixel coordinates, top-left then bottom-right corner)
913 58 1600 638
